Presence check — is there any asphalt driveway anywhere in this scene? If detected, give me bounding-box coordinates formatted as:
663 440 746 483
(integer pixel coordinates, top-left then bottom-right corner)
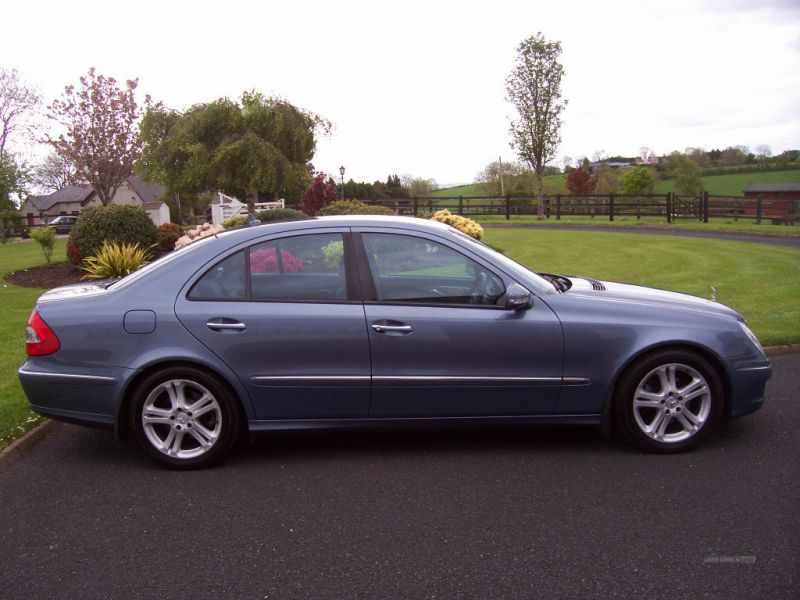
0 355 797 599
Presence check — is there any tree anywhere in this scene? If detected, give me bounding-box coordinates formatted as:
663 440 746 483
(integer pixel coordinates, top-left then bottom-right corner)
667 152 704 195
594 164 623 194
33 152 76 192
401 175 438 197
755 144 772 161
0 152 29 210
565 167 597 195
46 67 152 205
139 91 328 205
0 68 42 155
718 146 747 166
299 171 337 215
619 166 655 195
505 33 567 219
474 160 533 196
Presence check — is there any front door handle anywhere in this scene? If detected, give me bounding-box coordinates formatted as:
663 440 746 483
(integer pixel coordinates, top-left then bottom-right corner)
371 323 413 334
207 321 247 332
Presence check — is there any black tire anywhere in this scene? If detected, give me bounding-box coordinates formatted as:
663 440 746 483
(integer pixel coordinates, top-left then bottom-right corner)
130 366 241 468
614 350 724 453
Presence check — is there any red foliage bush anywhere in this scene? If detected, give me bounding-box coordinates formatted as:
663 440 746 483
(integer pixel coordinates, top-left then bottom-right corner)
566 168 597 195
299 172 337 216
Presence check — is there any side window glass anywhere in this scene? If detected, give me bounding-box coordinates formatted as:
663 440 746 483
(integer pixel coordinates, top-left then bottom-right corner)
362 233 505 305
188 251 246 299
250 233 347 301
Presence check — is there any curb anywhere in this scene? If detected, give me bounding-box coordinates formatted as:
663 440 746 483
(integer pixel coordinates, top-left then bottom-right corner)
764 344 800 357
0 419 59 469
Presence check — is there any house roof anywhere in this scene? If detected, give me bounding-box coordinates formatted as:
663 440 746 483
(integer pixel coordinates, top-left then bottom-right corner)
25 184 95 212
744 183 800 193
128 175 166 203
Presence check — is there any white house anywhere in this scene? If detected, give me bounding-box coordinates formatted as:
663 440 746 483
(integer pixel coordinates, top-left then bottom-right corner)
20 175 171 226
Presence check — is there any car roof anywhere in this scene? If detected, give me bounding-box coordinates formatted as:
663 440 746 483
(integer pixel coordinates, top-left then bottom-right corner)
220 215 456 244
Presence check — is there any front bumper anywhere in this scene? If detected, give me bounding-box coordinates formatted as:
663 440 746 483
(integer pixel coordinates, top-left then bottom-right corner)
726 355 772 419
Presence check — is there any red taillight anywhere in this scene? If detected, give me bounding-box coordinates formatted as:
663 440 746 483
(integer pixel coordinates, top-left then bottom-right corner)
26 309 60 356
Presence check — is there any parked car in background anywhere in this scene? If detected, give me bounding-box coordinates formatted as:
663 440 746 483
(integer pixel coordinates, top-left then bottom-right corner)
48 215 78 234
19 216 771 468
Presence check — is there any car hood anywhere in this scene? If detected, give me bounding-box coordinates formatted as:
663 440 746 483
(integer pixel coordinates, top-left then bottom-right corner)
565 276 741 320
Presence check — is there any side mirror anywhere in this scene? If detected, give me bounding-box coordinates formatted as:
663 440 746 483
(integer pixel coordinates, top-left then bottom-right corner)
505 283 532 310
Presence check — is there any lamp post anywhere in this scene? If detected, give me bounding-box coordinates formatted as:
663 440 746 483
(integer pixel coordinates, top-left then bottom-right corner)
339 165 345 201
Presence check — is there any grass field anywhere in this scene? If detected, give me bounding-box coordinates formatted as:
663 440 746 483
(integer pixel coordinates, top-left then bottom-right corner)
0 239 67 448
474 215 800 235
0 232 798 448
654 169 800 196
483 229 800 347
434 169 800 199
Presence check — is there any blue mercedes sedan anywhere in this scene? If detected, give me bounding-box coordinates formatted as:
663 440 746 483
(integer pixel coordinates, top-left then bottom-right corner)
19 216 771 467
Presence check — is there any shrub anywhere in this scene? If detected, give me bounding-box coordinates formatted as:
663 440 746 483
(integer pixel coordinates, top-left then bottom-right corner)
255 208 311 223
222 215 248 229
157 223 183 252
174 222 225 250
67 205 158 265
318 200 394 216
29 227 56 265
431 209 484 240
82 241 153 280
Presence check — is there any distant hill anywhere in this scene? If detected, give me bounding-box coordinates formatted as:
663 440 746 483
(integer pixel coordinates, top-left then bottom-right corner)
432 169 800 198
654 169 800 196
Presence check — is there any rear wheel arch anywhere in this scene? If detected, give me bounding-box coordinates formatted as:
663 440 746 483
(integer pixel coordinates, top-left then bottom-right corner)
117 359 249 441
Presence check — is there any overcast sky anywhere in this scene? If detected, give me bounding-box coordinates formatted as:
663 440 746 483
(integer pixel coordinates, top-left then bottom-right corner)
3 0 799 186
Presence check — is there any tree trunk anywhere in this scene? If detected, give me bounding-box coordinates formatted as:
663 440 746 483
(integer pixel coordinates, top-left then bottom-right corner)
536 170 544 220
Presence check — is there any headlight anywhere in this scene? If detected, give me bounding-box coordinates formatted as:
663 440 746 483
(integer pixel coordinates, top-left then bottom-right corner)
738 320 764 355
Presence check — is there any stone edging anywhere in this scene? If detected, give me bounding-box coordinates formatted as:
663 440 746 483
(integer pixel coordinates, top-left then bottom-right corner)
0 419 59 469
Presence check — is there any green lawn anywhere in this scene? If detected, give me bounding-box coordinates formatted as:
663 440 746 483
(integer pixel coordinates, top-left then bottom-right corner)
483 229 800 347
0 239 67 448
475 215 800 236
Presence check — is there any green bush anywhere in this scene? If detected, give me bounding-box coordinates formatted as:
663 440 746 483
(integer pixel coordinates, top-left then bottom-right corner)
317 200 394 216
82 240 153 280
157 223 183 252
29 227 56 264
222 215 248 228
255 208 311 223
67 205 159 265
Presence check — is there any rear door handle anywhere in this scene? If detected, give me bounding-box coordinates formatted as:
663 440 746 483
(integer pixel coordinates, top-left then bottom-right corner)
207 321 247 332
371 323 413 334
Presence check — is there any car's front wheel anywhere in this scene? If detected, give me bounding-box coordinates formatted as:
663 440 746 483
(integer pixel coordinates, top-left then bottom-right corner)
130 367 241 468
614 350 724 452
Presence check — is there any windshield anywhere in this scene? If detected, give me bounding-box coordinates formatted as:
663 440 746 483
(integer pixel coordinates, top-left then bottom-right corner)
447 228 555 294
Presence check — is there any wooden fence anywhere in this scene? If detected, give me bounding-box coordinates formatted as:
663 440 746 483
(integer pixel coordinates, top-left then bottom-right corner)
361 193 798 225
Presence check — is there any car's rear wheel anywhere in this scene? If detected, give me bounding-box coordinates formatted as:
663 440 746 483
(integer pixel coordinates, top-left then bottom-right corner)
130 367 240 468
614 350 724 452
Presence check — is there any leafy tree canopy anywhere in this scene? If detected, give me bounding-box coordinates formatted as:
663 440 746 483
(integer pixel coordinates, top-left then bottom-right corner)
46 67 151 205
619 166 655 195
506 32 567 218
138 91 330 203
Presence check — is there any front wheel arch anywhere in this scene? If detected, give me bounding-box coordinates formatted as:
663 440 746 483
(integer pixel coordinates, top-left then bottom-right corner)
604 343 732 437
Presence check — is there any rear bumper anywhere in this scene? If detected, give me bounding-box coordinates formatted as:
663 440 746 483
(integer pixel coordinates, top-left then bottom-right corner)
18 362 132 429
